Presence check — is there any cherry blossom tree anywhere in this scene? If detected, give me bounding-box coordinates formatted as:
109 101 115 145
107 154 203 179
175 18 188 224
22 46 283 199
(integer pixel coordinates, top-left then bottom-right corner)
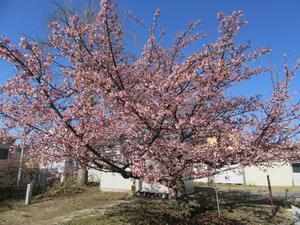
0 0 299 206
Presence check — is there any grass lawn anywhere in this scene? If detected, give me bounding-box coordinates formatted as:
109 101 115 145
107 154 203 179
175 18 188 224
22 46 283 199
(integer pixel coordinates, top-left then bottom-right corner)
0 184 298 225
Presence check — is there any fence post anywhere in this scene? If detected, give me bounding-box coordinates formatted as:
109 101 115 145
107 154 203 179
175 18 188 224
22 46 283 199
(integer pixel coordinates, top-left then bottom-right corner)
215 186 221 218
25 183 33 205
267 175 276 216
284 188 289 208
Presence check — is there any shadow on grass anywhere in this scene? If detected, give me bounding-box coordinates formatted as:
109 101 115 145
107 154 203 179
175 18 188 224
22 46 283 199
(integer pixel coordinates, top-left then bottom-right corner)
190 186 292 224
0 187 26 213
0 187 26 201
98 186 293 225
0 202 14 213
101 198 242 225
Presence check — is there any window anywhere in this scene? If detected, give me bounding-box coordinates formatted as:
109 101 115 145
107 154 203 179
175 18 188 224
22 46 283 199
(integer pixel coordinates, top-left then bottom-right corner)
292 163 300 173
0 148 9 160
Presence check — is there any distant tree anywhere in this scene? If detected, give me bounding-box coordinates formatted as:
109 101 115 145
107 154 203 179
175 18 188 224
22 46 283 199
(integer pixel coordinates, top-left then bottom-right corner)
0 0 299 207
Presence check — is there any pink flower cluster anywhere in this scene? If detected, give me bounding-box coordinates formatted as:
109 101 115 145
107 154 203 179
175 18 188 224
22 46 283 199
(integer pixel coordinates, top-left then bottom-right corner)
0 0 299 188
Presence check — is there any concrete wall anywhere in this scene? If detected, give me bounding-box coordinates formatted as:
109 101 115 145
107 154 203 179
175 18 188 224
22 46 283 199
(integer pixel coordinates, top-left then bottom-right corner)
138 179 194 194
195 163 296 187
99 171 135 192
95 170 195 194
88 168 102 183
195 165 244 185
244 163 293 186
194 177 208 183
183 180 195 194
213 165 244 184
137 179 169 194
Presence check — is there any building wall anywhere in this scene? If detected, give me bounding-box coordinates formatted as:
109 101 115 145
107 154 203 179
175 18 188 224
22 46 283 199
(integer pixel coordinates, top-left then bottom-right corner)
195 163 296 187
213 165 244 184
99 171 135 192
194 177 209 183
88 168 102 183
194 165 244 185
93 170 195 194
244 163 293 186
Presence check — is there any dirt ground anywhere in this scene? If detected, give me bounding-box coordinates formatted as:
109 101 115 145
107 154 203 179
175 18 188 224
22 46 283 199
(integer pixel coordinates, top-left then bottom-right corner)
0 184 298 225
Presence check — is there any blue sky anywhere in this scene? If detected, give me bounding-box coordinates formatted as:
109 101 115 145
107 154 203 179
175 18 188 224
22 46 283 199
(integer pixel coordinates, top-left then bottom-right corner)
0 0 299 97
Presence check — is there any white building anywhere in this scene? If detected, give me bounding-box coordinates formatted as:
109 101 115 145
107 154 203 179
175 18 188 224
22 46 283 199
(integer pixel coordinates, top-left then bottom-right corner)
88 169 195 195
196 163 300 186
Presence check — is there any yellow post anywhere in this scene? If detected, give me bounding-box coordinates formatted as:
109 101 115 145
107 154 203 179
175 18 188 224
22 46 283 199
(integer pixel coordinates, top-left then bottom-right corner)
131 181 136 197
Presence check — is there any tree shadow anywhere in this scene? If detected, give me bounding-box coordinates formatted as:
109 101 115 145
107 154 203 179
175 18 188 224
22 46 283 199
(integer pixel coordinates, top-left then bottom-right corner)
102 199 184 225
0 201 13 213
98 185 293 224
0 187 26 213
102 198 242 225
190 185 292 224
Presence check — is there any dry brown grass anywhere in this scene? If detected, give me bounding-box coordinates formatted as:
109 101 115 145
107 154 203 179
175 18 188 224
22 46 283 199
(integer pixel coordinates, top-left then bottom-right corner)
0 186 128 225
0 184 297 225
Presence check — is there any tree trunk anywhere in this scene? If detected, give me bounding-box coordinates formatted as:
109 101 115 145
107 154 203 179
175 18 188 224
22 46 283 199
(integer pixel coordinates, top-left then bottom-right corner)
174 179 190 219
77 166 87 186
